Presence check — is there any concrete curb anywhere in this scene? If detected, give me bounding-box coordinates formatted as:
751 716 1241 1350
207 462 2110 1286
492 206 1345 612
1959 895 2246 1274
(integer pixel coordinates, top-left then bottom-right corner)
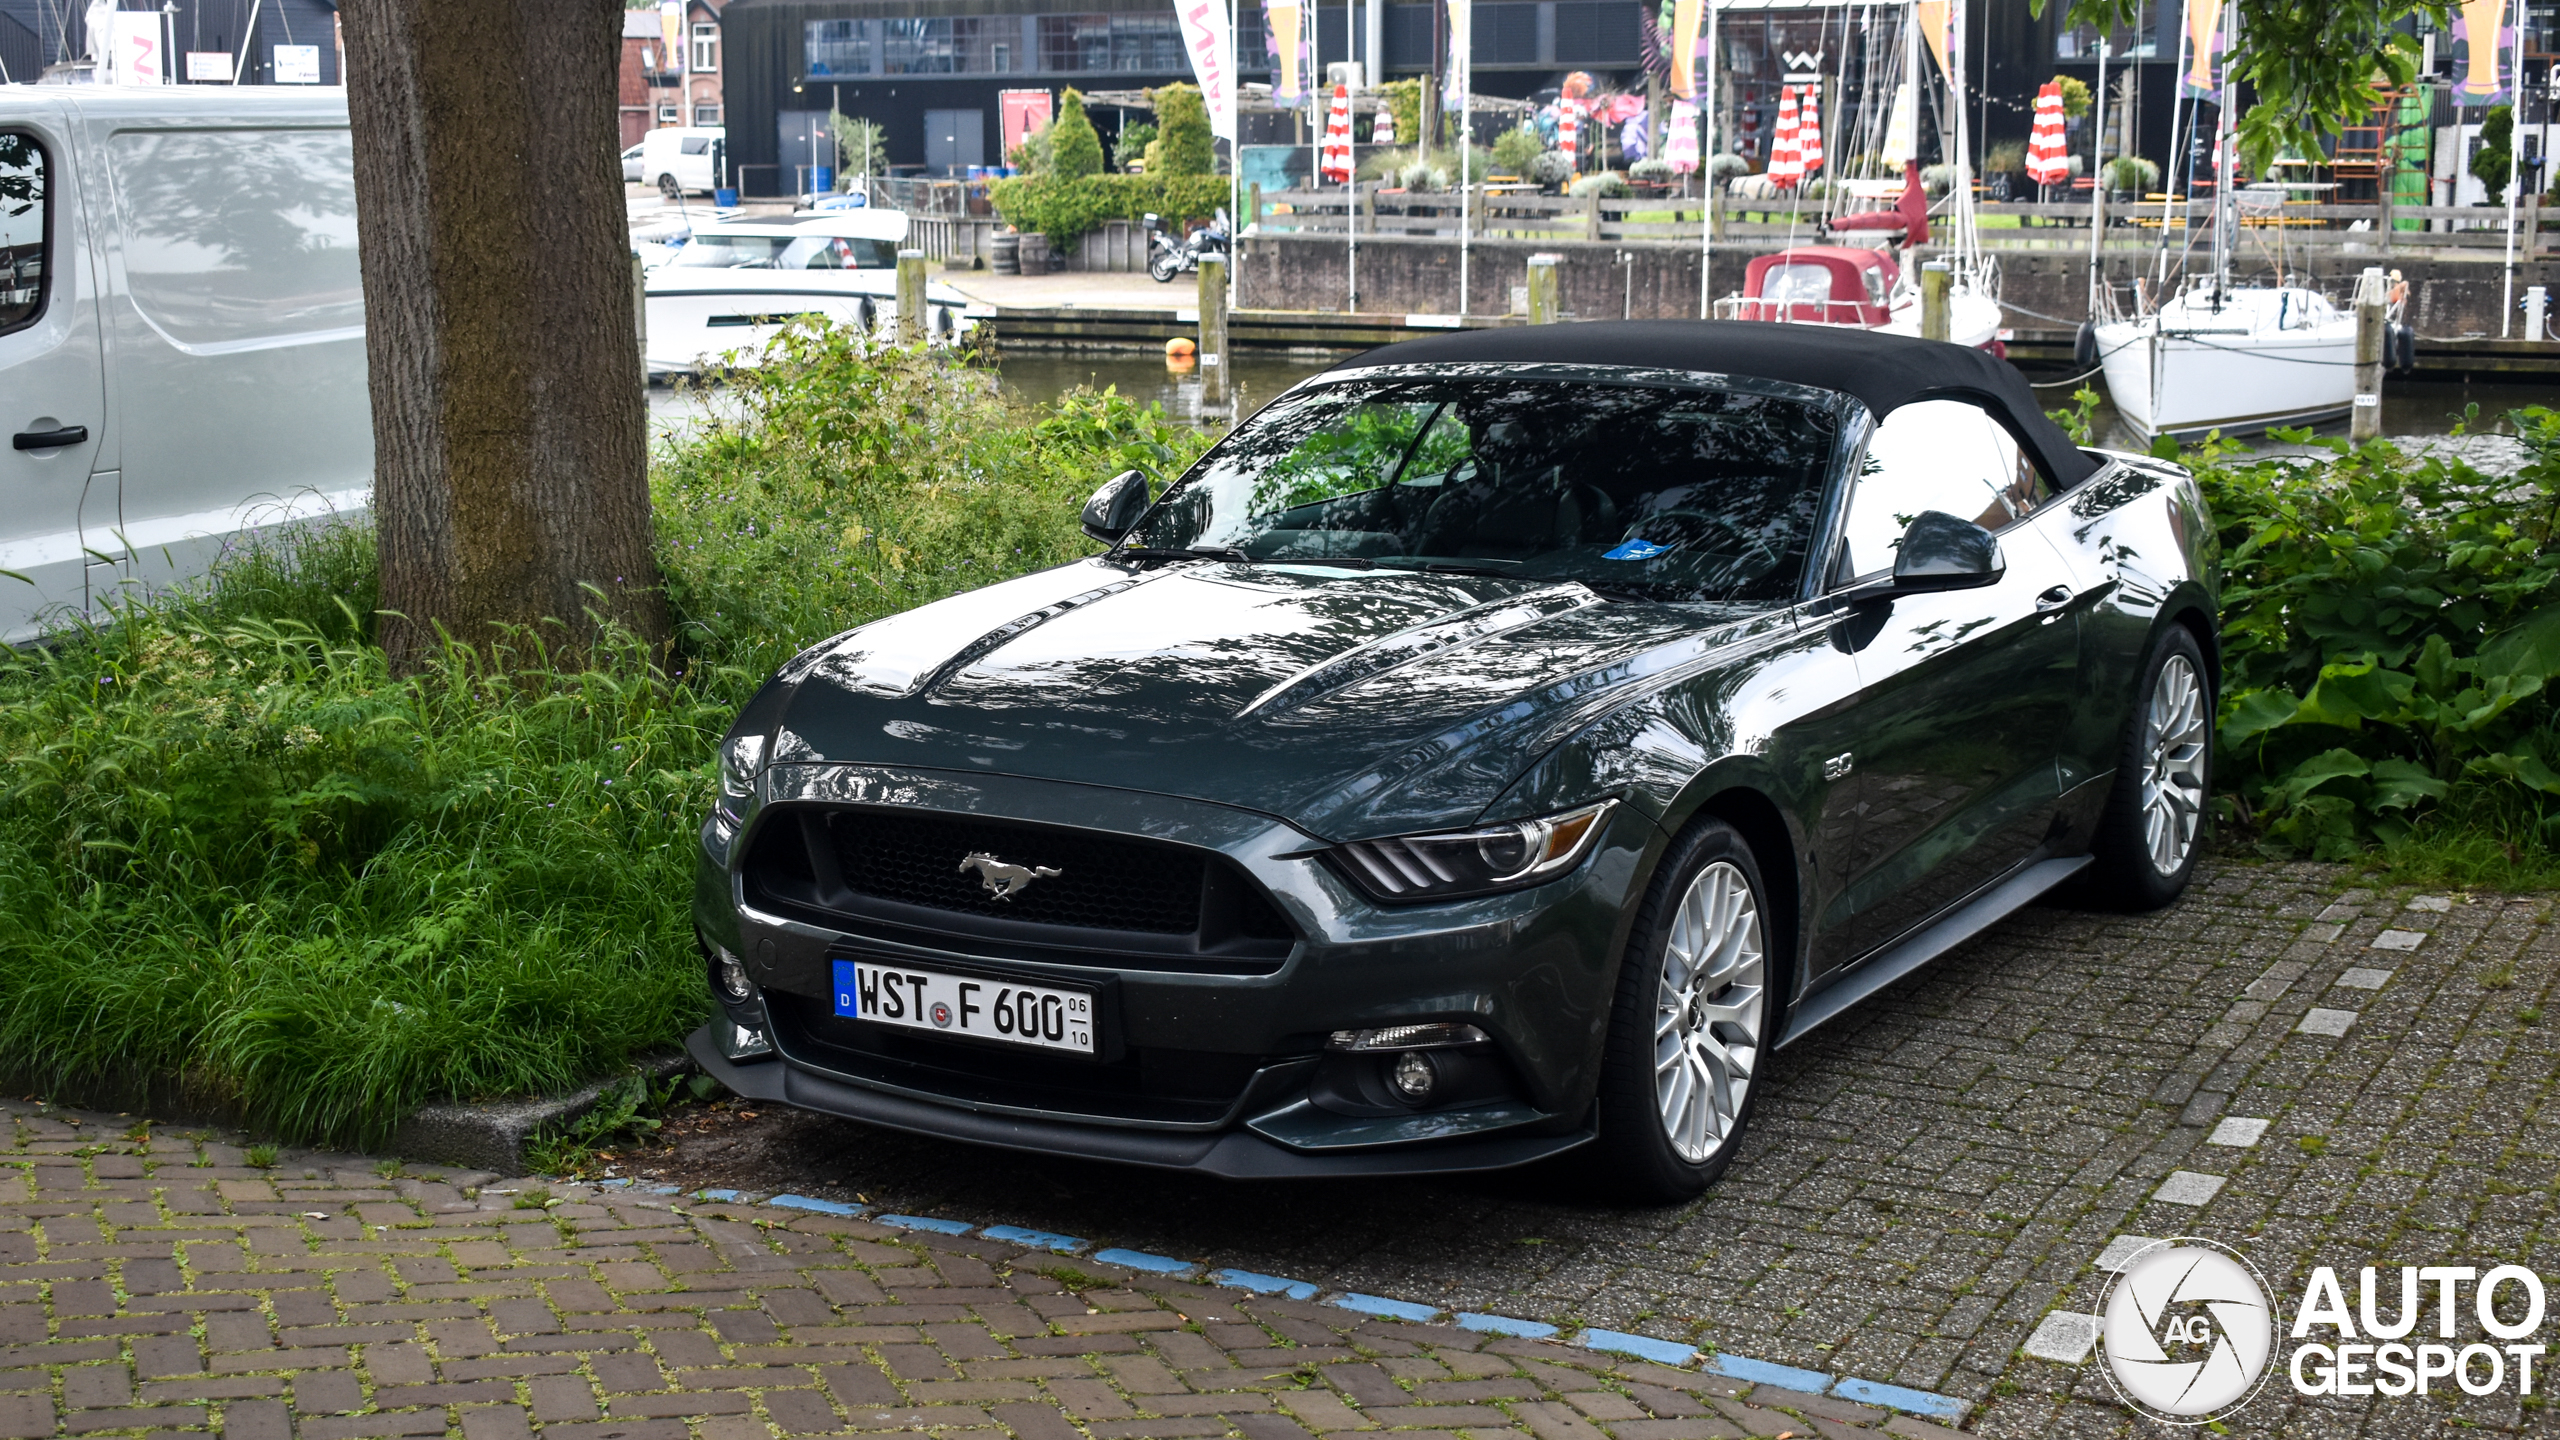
389 1051 691 1173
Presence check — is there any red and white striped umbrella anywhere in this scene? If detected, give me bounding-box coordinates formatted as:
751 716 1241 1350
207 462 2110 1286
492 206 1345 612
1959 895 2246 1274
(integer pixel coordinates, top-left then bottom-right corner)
1371 103 1396 147
1557 97 1584 172
1766 86 1803 188
2025 82 2071 187
1664 97 1700 174
1795 83 1824 179
1319 84 1355 183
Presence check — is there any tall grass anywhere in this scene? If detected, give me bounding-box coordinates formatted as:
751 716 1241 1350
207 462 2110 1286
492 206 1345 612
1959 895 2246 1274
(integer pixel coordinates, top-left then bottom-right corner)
0 334 1213 1147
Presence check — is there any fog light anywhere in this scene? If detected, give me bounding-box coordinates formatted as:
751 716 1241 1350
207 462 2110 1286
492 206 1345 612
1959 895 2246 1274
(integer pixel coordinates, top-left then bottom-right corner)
1390 1052 1436 1103
710 945 754 1004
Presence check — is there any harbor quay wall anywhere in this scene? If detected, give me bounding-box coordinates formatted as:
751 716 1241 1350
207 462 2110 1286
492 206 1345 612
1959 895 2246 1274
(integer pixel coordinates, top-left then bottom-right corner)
1233 232 2553 342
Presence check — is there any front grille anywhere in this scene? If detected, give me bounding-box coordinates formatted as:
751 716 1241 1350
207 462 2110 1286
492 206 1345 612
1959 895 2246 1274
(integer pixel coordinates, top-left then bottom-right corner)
831 809 1202 934
740 805 1297 976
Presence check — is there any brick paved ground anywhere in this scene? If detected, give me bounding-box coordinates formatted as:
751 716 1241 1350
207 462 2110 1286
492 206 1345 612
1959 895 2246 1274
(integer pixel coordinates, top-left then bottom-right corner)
14 858 2560 1438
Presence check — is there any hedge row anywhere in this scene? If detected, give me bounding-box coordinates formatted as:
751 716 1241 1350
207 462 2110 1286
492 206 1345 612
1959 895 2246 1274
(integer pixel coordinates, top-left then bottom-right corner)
987 174 1233 252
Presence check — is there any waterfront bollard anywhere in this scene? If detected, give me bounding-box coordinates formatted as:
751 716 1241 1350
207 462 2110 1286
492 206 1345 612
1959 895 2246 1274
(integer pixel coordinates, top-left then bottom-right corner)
1527 255 1559 325
1920 262 1951 343
2353 266 2386 445
1198 255 1229 412
898 248 928 345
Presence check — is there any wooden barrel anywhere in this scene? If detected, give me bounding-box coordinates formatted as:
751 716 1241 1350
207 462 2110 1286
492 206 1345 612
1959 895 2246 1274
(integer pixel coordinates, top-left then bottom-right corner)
1018 232 1050 274
991 231 1021 275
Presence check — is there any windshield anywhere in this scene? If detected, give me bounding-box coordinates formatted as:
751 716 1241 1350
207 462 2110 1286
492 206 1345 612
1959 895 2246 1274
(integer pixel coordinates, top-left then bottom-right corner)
672 234 897 269
1127 376 1844 603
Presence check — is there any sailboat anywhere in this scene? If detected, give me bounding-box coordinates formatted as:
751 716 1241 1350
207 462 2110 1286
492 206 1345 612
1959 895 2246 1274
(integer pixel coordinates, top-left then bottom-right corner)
1715 0 2006 352
2091 0 2357 439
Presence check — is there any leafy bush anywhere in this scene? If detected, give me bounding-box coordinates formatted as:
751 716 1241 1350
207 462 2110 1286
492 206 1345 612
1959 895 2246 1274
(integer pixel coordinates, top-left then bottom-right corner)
1568 172 1630 198
1531 150 1574 186
2471 104 2513 197
1376 78 1421 151
1983 140 2027 175
0 337 1213 1146
2052 74 2092 120
1629 158 1673 183
2105 155 2159 192
1492 125 1545 178
2200 409 2560 858
829 115 886 183
1111 121 1156 173
1048 89 1106 179
1149 83 1215 175
988 173 1232 251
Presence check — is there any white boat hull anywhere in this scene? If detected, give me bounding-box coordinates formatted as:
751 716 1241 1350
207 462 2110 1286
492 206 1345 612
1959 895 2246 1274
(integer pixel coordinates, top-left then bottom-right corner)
645 283 976 376
2095 288 2358 440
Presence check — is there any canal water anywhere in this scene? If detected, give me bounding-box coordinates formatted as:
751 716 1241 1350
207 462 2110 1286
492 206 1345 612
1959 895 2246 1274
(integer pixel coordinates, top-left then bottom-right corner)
652 350 2551 452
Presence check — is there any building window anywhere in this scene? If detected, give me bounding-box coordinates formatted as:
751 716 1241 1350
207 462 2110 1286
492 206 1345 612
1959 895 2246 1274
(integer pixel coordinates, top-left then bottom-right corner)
884 17 957 73
691 22 718 72
659 104 680 123
694 104 722 124
807 19 871 76
2057 0 2158 58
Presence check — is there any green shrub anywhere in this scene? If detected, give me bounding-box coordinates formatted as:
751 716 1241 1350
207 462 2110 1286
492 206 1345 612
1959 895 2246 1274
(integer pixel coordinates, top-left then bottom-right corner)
829 115 886 183
987 172 1231 251
1048 89 1106 179
1376 78 1421 152
2052 74 2092 120
1111 121 1156 173
2472 104 2513 197
2105 155 2160 192
1149 83 1216 176
2198 408 2560 857
0 338 1213 1147
1492 125 1545 178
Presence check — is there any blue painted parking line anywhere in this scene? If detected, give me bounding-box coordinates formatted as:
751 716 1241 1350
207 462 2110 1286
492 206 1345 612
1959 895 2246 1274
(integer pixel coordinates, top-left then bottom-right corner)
1092 1247 1196 1275
1830 1376 1968 1421
1457 1312 1558 1339
1333 1293 1441 1323
877 1213 975 1235
1704 1353 1835 1393
1579 1329 1697 1368
982 1224 1089 1253
1208 1269 1319 1300
768 1194 865 1217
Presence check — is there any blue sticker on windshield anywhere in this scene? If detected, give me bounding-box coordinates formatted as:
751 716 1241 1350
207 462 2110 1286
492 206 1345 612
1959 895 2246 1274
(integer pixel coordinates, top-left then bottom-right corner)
1604 539 1669 561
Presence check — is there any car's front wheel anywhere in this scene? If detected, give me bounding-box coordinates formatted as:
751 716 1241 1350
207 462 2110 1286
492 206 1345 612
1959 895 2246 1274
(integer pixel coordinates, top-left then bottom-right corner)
659 174 682 199
1594 817 1773 1202
2081 624 2211 910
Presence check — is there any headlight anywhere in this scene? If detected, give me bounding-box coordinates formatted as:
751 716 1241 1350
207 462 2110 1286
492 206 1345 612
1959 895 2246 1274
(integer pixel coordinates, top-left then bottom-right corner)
715 733 766 822
1329 800 1617 903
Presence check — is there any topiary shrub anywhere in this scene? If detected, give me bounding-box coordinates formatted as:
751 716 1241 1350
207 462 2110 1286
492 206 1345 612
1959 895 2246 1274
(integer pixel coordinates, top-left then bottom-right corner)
1048 89 1106 179
2472 104 2514 200
1148 83 1216 175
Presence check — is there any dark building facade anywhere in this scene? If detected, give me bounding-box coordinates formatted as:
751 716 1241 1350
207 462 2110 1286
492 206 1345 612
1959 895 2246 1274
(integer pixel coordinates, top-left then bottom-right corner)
0 0 340 85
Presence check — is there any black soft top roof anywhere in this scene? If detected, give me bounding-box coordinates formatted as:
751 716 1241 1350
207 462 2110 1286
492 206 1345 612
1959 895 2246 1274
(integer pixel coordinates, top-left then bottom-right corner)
1327 319 2098 488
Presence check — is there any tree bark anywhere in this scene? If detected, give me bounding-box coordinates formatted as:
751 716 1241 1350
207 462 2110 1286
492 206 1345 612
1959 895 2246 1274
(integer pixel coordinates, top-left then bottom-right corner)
341 0 667 672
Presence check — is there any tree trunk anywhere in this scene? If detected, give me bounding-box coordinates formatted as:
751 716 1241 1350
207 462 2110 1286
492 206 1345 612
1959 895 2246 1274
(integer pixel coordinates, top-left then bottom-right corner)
341 0 668 672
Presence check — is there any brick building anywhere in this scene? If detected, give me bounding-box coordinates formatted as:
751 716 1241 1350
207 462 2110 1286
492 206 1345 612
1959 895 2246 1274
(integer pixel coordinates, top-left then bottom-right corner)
621 0 726 148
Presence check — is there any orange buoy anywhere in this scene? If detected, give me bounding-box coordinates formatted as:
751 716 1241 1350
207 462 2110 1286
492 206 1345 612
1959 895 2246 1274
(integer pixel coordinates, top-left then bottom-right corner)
1165 336 1197 358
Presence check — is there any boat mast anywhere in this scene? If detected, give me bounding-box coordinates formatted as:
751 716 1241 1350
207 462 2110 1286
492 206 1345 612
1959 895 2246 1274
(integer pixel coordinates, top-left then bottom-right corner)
2209 0 2235 309
1947 0 1976 289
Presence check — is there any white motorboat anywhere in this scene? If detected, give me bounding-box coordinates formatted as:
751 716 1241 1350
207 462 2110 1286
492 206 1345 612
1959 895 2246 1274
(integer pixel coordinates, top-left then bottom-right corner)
643 210 979 378
2093 281 2356 439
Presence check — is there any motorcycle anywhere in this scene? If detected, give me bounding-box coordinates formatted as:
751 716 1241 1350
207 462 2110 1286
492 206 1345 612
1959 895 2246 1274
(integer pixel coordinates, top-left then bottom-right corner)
1144 211 1229 283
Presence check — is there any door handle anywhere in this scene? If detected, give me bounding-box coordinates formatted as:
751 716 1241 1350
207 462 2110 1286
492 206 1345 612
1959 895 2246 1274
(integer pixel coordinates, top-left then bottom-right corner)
12 425 88 451
2035 584 2073 611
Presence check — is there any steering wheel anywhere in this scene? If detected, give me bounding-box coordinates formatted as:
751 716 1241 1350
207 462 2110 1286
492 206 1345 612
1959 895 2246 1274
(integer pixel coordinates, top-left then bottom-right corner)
1624 509 1776 568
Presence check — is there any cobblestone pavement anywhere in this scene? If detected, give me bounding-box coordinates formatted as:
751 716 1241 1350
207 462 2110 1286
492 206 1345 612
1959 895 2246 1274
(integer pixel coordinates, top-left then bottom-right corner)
16 858 2560 1439
619 859 2560 1437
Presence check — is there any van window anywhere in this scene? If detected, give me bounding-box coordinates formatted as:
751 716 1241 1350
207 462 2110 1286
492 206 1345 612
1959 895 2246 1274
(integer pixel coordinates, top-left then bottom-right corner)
0 131 45 335
107 128 363 346
680 136 710 155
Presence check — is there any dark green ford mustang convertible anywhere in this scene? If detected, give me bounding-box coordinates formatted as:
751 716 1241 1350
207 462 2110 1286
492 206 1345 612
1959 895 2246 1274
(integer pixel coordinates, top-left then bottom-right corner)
689 321 2218 1199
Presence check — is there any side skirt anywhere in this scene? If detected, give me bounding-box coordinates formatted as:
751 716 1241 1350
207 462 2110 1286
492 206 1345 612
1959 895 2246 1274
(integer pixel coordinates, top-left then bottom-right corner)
1776 854 2092 1048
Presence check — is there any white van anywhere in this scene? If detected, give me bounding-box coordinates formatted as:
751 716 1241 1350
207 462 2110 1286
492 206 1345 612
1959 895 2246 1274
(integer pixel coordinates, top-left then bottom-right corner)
0 87 370 647
641 125 725 197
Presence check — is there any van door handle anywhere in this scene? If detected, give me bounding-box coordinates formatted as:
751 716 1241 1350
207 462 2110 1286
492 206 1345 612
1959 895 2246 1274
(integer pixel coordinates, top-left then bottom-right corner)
12 425 88 451
2035 584 2073 611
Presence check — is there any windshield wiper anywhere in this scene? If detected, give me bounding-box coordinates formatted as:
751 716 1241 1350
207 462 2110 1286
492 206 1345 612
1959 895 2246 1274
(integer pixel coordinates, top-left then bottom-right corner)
1115 546 1256 563
1372 560 1516 578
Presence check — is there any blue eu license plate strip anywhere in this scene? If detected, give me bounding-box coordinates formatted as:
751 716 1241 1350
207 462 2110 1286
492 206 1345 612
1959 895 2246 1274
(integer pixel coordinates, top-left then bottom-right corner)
831 958 1096 1055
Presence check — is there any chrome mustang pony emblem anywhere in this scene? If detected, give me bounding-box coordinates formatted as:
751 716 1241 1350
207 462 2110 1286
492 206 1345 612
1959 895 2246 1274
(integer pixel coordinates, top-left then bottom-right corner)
959 852 1061 900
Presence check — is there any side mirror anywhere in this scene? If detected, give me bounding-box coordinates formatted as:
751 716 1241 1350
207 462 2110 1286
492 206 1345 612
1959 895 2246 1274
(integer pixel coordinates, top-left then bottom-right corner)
1885 510 2005 593
1081 469 1152 543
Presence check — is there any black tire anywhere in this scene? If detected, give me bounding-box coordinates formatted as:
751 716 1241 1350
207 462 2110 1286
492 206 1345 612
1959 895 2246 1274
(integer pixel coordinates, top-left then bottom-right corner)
2079 624 2212 911
1593 817 1779 1203
658 174 681 200
1149 251 1182 283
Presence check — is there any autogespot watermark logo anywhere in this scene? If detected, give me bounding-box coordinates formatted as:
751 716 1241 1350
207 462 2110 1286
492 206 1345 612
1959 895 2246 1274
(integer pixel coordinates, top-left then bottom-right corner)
2094 1239 2554 1424
2098 1239 2277 1424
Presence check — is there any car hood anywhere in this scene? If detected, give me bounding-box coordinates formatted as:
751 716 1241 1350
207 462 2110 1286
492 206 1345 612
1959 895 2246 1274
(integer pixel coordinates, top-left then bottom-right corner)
769 559 1782 838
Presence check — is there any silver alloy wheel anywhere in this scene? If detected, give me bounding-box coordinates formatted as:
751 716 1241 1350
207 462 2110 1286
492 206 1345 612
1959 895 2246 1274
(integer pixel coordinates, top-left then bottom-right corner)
2141 652 2209 875
1654 859 1766 1163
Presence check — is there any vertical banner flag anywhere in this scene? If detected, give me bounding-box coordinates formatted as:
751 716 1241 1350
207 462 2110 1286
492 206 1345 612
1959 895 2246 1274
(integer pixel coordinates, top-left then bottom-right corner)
1444 0 1473 114
1176 0 1239 141
2025 82 2070 186
660 0 686 74
1912 0 1951 81
1265 0 1306 104
1665 97 1700 173
2453 0 2512 103
1320 84 1355 181
110 10 164 84
2181 0 2224 98
1667 0 1704 99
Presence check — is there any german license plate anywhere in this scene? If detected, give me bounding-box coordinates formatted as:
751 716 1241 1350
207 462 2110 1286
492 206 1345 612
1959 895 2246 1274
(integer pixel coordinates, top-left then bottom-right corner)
831 958 1096 1055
